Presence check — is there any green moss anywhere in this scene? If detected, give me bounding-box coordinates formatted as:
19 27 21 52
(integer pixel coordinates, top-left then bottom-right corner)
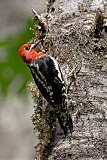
27 82 56 160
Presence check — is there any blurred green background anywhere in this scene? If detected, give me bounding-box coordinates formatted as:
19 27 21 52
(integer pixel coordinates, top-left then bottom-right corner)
0 19 33 96
0 0 45 160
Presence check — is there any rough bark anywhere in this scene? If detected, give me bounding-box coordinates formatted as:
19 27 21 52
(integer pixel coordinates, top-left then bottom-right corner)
33 0 107 159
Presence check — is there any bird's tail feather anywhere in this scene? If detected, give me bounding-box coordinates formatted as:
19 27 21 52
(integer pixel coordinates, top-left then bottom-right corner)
53 104 73 136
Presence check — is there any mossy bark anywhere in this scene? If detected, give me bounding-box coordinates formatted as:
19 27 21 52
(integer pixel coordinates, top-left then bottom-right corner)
31 0 107 159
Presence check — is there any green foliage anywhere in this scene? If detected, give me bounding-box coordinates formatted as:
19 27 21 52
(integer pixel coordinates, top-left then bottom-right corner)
0 19 34 96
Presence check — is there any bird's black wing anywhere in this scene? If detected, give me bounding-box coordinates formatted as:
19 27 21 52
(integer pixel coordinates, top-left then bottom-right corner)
29 56 66 106
29 56 73 136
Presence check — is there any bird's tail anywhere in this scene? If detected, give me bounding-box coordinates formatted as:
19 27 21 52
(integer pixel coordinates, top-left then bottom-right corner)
53 104 73 136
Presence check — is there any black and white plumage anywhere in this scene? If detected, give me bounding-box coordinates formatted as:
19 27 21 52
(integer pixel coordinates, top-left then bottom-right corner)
29 55 73 136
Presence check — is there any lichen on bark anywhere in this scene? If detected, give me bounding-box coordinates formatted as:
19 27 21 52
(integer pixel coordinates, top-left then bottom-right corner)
28 0 107 159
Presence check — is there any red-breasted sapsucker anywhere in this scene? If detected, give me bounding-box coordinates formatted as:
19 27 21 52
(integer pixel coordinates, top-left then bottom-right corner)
18 40 73 136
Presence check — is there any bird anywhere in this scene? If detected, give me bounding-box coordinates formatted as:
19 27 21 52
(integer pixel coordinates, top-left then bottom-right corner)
18 39 73 136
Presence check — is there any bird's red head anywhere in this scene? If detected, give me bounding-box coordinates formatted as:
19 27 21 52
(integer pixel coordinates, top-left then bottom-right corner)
18 43 47 64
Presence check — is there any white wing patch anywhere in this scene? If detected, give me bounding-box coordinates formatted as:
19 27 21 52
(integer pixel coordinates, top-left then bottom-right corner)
49 56 63 82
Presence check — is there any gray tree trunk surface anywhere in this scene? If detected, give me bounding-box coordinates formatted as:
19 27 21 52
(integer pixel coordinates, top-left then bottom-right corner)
33 0 107 159
42 0 107 160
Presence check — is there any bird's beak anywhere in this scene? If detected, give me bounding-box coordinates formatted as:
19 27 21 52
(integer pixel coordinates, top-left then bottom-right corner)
30 39 42 49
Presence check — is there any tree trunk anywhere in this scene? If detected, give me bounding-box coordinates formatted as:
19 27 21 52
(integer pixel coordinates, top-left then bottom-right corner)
33 0 107 159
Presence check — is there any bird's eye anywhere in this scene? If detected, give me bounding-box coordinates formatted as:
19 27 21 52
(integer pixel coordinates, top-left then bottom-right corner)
24 46 30 50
